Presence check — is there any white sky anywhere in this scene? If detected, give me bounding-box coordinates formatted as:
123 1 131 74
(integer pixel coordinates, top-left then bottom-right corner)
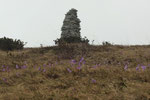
0 0 150 47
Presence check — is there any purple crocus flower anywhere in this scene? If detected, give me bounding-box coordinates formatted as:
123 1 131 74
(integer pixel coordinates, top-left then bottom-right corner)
83 61 85 65
91 79 96 83
38 67 41 71
56 62 58 65
78 62 81 66
98 64 101 67
141 65 146 70
124 65 128 70
6 66 9 72
71 59 76 64
2 68 5 72
43 69 46 72
79 57 84 63
136 64 140 71
16 65 19 69
23 65 27 69
48 63 51 68
43 64 46 67
136 66 139 71
77 66 81 70
67 68 72 73
6 66 9 70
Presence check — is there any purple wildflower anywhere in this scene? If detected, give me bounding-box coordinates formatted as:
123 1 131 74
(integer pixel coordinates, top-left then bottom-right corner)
2 68 5 72
77 66 81 70
56 62 58 65
136 66 139 71
79 57 84 63
6 66 9 72
93 65 96 68
78 62 81 66
71 59 76 64
6 66 9 70
48 63 51 67
43 64 46 67
70 60 76 67
38 67 41 71
23 65 27 69
93 65 97 68
141 66 146 70
83 61 85 65
124 65 128 70
91 79 96 83
67 68 72 73
98 64 101 66
16 65 19 69
43 69 46 72
136 64 140 71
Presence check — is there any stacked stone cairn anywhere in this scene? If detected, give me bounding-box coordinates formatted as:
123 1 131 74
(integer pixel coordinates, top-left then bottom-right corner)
54 8 89 58
61 8 81 39
54 8 89 45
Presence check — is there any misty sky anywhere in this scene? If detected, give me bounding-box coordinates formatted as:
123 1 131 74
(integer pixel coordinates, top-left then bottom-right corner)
0 0 150 47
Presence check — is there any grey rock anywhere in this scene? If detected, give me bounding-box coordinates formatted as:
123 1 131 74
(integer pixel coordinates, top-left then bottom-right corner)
61 8 81 39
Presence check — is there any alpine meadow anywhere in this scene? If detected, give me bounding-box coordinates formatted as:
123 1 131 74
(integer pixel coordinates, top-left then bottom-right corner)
0 5 150 100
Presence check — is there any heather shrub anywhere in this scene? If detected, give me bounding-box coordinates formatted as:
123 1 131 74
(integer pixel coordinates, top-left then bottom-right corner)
54 36 89 45
0 37 25 51
102 41 112 46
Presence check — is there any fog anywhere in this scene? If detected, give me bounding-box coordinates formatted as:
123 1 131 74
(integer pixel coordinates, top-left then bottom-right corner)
0 0 150 47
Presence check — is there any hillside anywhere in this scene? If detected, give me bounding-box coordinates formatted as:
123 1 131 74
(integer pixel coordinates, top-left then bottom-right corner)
0 44 150 100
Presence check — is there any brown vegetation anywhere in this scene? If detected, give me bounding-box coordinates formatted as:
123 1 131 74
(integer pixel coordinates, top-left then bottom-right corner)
0 44 150 100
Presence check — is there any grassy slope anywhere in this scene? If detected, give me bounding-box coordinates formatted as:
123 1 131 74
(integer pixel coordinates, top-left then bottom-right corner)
0 45 150 100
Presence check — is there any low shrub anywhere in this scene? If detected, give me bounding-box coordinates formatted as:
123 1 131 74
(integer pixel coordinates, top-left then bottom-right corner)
102 41 112 46
0 37 25 51
54 36 89 45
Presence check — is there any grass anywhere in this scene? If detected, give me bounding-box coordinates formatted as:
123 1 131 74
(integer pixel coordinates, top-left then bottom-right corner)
0 44 150 100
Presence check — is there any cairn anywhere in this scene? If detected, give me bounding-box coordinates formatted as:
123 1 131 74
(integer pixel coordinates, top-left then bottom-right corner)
61 8 81 39
54 8 89 45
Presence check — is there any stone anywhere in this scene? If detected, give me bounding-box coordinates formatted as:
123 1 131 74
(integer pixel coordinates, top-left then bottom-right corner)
61 8 81 39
